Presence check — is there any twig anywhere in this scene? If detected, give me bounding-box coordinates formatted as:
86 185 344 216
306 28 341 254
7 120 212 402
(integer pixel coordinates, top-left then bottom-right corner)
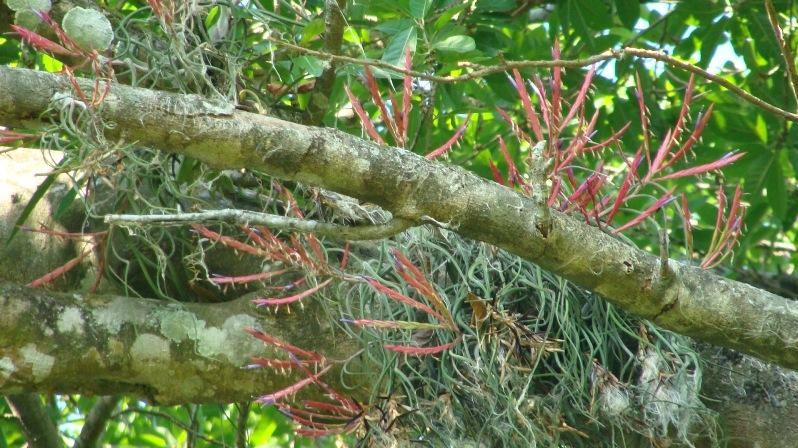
764 0 798 109
270 37 617 82
620 47 798 122
74 396 119 448
270 38 798 123
104 209 415 240
5 394 65 448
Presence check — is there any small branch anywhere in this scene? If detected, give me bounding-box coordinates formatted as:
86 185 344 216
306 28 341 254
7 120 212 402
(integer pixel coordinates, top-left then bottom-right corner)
104 210 415 240
619 48 798 122
270 37 617 82
236 401 251 448
306 0 348 125
271 38 798 123
5 394 65 448
74 396 119 448
764 0 798 109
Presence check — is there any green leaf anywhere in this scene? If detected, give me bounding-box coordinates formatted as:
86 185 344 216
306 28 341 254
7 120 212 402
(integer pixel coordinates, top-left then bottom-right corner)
205 5 220 29
53 186 78 220
301 18 325 43
295 55 325 77
766 156 787 222
382 26 417 67
5 172 57 246
409 0 430 19
375 19 415 35
433 3 468 31
432 35 476 53
572 0 612 30
614 0 640 29
475 0 515 12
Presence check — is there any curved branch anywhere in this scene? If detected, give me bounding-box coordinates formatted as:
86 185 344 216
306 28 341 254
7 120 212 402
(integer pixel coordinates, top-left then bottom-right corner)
1 67 798 371
104 209 414 240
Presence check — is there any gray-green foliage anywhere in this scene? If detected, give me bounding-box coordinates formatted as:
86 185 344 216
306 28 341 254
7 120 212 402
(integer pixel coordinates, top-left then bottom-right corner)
330 228 717 446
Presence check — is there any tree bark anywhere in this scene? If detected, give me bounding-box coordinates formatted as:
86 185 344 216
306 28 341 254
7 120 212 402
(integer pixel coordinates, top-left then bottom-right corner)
0 66 795 371
0 282 364 404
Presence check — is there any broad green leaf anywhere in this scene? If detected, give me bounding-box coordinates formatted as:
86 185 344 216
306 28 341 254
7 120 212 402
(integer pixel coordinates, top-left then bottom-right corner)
434 3 469 31
295 55 324 77
375 19 415 35
475 0 515 12
410 0 430 19
432 35 476 53
572 0 612 30
766 155 787 222
40 53 63 72
382 26 417 67
301 18 325 43
699 18 728 65
342 26 361 44
614 0 640 29
755 113 768 143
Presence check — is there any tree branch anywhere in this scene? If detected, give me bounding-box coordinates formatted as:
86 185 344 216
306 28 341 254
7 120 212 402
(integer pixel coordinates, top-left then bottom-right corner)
5 393 64 448
104 209 414 240
1 67 798 371
0 281 365 404
306 0 348 125
74 396 119 448
269 38 798 122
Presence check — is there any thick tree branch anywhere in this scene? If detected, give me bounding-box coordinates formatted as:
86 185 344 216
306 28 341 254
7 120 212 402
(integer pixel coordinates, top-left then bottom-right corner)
5 393 65 448
1 66 798 371
0 282 365 404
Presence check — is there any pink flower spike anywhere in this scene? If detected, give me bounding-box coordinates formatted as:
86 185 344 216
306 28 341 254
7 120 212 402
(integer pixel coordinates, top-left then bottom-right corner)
425 115 471 160
11 25 73 56
211 269 289 285
488 159 506 185
612 189 676 234
383 340 457 355
663 104 715 170
561 66 595 130
656 152 745 181
669 74 695 145
363 65 400 144
551 41 562 125
344 85 386 145
646 128 674 181
257 364 332 404
403 47 413 141
252 278 332 307
245 328 323 361
495 107 532 143
512 69 544 141
635 72 651 163
363 277 449 324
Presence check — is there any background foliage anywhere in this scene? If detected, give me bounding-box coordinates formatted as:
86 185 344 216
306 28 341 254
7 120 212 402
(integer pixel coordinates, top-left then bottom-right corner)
2 0 797 446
